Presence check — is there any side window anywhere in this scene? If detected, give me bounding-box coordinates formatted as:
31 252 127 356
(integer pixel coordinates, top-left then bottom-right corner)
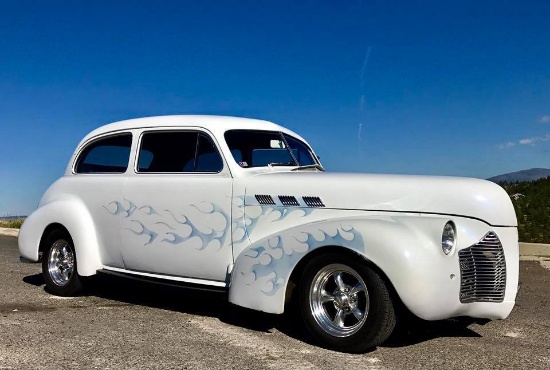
137 131 223 173
138 131 198 173
75 134 132 174
195 134 223 172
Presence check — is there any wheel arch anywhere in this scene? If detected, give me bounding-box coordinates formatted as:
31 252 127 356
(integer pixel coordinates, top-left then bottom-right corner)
39 223 71 256
285 245 399 312
18 200 103 276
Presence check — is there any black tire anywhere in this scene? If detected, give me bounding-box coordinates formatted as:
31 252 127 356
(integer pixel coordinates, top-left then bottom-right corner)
299 253 396 353
42 230 83 296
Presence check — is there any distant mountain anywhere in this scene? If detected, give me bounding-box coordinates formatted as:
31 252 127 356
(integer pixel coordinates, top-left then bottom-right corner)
488 168 550 183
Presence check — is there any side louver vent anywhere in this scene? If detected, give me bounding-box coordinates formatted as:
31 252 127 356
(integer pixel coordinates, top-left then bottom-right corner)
278 195 300 206
458 232 506 303
255 194 275 205
302 196 325 207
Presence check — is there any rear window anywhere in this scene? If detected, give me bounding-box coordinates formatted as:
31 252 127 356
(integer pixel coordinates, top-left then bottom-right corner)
75 134 132 174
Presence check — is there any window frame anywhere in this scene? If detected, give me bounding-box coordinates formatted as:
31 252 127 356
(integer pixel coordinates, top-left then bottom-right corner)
72 132 133 175
134 129 225 175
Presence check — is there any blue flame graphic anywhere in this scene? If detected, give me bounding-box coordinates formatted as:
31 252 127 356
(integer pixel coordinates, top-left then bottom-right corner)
126 220 158 245
246 226 364 295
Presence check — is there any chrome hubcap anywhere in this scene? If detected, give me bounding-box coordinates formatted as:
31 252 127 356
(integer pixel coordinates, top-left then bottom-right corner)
47 240 74 286
310 264 369 337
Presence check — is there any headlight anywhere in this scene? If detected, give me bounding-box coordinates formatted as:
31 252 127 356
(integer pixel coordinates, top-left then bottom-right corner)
442 221 456 255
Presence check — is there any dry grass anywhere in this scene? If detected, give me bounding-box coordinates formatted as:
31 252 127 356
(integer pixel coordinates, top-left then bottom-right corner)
0 218 24 229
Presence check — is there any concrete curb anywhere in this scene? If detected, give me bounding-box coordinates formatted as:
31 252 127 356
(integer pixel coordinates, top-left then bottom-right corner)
0 228 19 237
519 242 550 257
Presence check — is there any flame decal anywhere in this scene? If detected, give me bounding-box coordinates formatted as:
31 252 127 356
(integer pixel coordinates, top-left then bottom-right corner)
243 225 364 296
126 220 158 245
103 199 138 218
138 205 158 216
231 195 317 245
105 199 230 250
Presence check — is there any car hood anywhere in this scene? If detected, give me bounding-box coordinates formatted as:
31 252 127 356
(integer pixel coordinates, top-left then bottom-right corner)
244 172 517 226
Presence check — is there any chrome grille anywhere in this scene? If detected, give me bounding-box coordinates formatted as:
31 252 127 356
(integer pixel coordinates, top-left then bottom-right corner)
302 196 325 207
278 195 299 206
459 232 506 303
255 194 275 205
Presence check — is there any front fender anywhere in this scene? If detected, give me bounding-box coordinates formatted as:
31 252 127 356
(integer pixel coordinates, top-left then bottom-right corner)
229 215 418 314
229 214 510 319
18 200 102 276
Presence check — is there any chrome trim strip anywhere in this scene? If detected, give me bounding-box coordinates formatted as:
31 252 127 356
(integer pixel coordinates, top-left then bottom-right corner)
102 266 228 287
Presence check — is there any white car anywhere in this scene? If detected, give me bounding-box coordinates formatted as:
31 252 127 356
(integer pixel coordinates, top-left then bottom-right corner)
19 115 519 352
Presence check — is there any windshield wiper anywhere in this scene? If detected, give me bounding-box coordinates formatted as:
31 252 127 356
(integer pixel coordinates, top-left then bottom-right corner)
268 162 296 167
291 164 325 172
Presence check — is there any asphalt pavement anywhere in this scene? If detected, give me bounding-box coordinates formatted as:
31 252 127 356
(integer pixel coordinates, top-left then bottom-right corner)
1 233 549 369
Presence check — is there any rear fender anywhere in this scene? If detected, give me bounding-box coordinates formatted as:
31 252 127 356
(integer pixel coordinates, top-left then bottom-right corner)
18 200 102 276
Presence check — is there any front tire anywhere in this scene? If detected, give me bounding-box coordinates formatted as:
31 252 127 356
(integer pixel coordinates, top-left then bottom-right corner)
42 230 83 296
299 253 396 353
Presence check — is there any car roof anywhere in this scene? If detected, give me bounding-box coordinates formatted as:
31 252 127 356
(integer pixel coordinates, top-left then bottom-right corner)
70 115 316 177
80 115 300 145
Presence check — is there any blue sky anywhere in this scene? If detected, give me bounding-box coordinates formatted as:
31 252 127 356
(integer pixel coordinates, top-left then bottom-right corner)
1 0 549 215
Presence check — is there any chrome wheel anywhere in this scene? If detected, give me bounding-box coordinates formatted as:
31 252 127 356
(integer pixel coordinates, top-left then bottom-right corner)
47 239 75 287
309 263 369 337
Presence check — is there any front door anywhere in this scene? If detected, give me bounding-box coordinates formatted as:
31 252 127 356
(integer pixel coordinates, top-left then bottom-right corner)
120 129 233 282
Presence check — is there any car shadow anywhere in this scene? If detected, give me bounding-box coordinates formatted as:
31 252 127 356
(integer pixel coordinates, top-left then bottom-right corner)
23 273 45 286
22 272 484 350
88 274 303 333
383 317 484 348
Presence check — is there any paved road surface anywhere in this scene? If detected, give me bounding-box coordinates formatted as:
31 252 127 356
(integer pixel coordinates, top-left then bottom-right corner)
1 234 549 369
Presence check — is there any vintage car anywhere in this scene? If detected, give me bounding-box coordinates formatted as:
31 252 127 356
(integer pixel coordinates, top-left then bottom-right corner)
19 115 519 352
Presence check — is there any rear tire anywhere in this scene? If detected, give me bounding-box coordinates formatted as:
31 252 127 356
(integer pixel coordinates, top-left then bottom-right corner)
299 253 396 353
42 230 83 296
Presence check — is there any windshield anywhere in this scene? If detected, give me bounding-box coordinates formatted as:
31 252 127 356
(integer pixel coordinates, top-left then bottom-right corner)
224 130 319 168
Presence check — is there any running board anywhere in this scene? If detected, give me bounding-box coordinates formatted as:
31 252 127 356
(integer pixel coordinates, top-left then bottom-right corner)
96 269 228 294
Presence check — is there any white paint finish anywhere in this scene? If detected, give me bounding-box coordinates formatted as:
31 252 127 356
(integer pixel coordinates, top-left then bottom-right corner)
230 179 249 252
230 215 518 320
19 115 520 325
244 172 517 227
121 175 233 281
18 199 102 276
45 176 127 268
230 219 367 313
